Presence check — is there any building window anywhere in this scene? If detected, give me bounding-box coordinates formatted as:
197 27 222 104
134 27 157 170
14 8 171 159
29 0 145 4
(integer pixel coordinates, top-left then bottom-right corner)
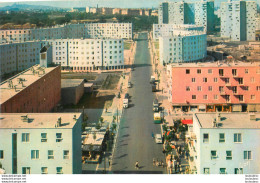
238 78 243 84
214 95 218 100
220 168 226 174
41 133 47 142
56 167 63 174
203 78 207 82
208 86 212 91
250 77 255 83
232 69 237 76
214 78 218 82
219 133 225 143
244 151 252 160
204 168 210 174
31 150 39 160
0 150 3 159
245 69 248 74
186 69 190 74
238 95 243 102
192 95 196 100
219 69 224 76
197 69 201 74
56 133 62 142
235 168 243 174
257 86 260 91
22 133 30 142
234 133 242 143
22 167 31 174
203 134 209 143
203 95 207 100
197 86 202 91
226 151 232 160
63 150 69 159
211 151 217 159
208 69 212 74
251 95 255 100
186 86 190 91
48 150 54 159
41 167 48 174
192 78 195 82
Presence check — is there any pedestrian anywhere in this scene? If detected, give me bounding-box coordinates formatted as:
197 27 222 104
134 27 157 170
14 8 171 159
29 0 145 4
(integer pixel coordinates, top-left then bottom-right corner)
151 132 154 138
186 166 189 174
161 160 164 168
135 161 139 169
173 159 177 173
153 158 156 166
156 159 159 167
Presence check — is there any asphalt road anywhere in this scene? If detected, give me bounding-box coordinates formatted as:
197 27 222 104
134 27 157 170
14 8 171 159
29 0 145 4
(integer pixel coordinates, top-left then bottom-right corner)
111 32 166 174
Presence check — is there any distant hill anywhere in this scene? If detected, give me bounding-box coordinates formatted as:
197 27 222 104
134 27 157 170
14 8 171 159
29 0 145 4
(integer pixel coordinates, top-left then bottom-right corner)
0 3 61 11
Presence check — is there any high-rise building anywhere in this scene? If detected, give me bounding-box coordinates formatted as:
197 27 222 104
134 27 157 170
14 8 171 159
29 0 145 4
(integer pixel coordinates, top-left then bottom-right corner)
158 0 215 33
188 112 260 174
159 30 207 65
50 38 124 71
0 113 82 174
220 0 257 41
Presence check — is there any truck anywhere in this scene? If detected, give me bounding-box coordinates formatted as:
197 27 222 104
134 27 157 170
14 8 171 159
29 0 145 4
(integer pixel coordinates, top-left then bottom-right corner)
123 98 129 108
152 84 156 92
154 112 162 124
150 76 155 84
153 99 159 112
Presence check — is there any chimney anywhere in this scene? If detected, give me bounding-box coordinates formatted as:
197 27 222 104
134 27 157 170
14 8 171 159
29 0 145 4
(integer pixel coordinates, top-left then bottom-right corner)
21 115 29 123
57 117 62 127
216 111 221 123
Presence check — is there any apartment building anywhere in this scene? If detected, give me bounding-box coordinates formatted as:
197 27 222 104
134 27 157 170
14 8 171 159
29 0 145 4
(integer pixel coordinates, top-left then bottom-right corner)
153 24 205 40
256 18 260 31
0 41 48 77
159 30 207 65
0 113 82 174
0 65 61 113
220 0 257 41
167 62 260 112
158 0 214 33
187 112 260 174
50 38 124 71
85 23 132 40
0 23 132 44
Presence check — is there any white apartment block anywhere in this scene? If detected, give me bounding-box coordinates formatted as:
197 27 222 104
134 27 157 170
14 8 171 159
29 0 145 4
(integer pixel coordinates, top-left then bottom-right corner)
0 41 48 77
0 113 82 174
153 24 205 40
85 23 132 40
220 0 257 41
158 1 214 33
50 38 124 71
159 31 207 65
0 23 132 44
188 113 260 174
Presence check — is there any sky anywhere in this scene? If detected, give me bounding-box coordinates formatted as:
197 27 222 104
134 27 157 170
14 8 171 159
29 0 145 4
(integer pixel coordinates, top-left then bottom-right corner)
0 0 259 8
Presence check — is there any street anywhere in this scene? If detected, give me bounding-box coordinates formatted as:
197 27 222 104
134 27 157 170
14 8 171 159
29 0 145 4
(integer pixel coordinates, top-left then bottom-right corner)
111 32 166 174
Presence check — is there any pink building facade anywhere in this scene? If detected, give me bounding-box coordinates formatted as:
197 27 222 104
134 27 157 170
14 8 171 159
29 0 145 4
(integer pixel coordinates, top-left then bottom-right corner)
168 62 260 112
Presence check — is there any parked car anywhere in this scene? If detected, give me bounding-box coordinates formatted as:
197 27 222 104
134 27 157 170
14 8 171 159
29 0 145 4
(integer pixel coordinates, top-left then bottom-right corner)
124 93 129 99
155 134 163 144
127 82 131 88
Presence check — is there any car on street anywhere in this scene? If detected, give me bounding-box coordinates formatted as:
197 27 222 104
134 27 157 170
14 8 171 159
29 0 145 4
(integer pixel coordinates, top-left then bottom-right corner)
127 82 131 88
124 93 129 99
155 134 163 144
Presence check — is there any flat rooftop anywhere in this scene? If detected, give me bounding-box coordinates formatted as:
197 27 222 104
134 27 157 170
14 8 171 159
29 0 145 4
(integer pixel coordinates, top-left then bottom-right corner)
195 113 260 129
169 61 260 68
0 65 58 104
61 79 84 88
0 113 81 129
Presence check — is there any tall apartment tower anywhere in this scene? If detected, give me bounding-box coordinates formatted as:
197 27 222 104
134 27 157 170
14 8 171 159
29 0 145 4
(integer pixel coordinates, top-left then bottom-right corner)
158 0 214 33
220 0 257 41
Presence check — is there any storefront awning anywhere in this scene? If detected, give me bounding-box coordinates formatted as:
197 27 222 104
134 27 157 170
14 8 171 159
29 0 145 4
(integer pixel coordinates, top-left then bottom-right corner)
181 119 193 125
232 105 242 112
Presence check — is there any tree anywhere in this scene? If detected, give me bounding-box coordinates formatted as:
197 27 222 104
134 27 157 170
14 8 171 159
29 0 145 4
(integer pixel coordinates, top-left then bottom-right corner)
96 122 101 130
99 117 104 124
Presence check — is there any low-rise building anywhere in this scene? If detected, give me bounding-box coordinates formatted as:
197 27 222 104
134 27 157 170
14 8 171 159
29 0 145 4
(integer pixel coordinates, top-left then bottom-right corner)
188 112 260 174
61 79 84 105
167 62 260 112
0 113 82 174
0 65 61 113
